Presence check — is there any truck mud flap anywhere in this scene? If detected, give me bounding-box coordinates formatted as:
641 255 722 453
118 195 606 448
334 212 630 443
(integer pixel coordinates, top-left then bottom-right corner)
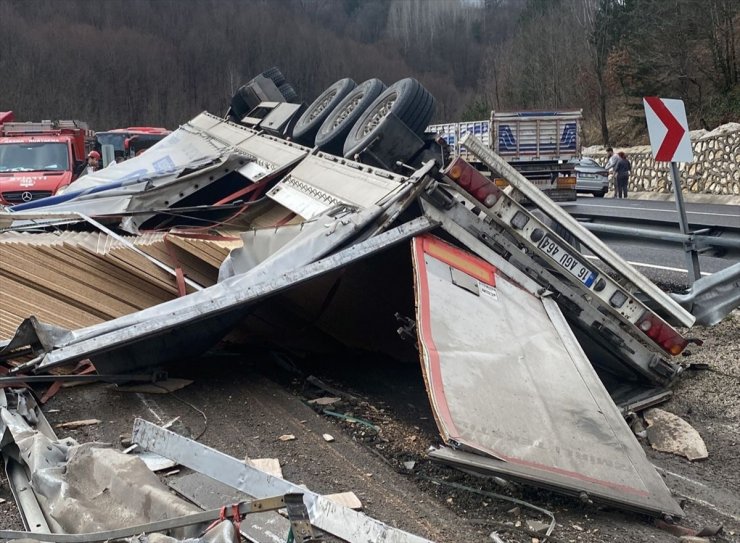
411 234 683 518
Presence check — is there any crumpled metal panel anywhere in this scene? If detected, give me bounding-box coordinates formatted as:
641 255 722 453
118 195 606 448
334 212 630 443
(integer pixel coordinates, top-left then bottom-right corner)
217 222 304 280
2 209 433 375
187 112 309 173
671 260 740 326
0 389 200 536
267 153 406 219
2 112 306 232
8 123 227 214
411 234 683 518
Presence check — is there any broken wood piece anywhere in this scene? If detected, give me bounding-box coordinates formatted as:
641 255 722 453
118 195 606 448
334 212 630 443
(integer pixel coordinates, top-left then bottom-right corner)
306 376 361 403
527 520 550 534
325 491 363 510
245 458 283 479
644 408 709 461
116 378 194 394
307 396 341 406
55 418 101 429
135 451 178 472
278 434 296 442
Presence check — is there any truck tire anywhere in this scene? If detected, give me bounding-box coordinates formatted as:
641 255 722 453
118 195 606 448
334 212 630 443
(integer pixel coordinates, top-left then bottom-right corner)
279 83 298 103
228 85 252 122
262 67 286 87
314 78 386 156
292 78 357 146
342 78 435 159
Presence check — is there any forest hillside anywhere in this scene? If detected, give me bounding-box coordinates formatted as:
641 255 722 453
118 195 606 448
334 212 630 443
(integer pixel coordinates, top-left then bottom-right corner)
0 0 737 146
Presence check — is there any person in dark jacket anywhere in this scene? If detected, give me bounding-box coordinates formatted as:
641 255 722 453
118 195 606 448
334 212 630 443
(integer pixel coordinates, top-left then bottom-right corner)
614 151 631 198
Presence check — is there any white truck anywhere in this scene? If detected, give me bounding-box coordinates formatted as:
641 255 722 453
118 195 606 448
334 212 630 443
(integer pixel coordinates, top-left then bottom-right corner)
429 109 582 201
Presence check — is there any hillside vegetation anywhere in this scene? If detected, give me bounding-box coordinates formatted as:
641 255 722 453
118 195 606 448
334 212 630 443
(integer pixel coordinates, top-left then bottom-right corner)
0 0 737 146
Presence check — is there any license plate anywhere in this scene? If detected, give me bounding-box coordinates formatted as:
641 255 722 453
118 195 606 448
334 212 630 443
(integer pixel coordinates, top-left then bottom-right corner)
538 235 596 287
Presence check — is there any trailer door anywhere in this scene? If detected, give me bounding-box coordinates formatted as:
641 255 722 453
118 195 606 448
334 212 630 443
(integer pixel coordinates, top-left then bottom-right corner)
412 234 682 517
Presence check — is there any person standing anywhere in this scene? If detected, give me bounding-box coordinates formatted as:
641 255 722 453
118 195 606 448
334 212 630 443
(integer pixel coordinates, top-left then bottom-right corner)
614 151 631 199
604 147 619 195
79 150 101 177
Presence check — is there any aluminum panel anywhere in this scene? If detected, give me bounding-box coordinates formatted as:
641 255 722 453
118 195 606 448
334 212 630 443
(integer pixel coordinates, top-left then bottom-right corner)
412 234 683 517
268 154 404 219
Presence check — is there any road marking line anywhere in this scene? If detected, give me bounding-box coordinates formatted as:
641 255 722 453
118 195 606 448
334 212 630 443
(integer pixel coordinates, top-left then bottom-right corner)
572 203 740 219
584 255 712 276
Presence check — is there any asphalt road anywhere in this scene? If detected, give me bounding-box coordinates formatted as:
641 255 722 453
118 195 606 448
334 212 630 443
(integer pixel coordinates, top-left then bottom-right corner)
562 196 740 229
563 196 740 289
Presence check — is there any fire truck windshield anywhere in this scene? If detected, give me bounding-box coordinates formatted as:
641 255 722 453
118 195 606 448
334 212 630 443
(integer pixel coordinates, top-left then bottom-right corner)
95 133 127 152
0 142 69 172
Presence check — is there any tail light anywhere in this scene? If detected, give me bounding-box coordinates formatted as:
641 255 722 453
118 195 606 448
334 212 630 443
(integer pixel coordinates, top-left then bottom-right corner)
494 178 509 188
636 311 689 356
444 157 503 208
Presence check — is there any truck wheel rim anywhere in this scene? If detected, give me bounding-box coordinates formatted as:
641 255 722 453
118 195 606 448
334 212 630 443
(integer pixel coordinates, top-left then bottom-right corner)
329 94 363 130
361 93 397 137
308 90 338 122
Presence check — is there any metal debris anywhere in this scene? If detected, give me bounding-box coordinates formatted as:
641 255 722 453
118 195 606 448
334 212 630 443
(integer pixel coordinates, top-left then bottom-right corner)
132 418 434 543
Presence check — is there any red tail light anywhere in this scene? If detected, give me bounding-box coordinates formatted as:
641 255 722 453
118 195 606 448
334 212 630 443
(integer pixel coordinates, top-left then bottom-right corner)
444 157 502 207
636 311 689 356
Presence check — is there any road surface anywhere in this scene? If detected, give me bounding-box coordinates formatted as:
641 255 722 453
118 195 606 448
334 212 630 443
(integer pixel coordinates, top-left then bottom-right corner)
563 197 740 288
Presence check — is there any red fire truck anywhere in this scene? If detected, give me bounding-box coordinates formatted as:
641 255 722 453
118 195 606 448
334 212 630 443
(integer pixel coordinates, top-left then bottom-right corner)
0 112 93 205
94 126 171 166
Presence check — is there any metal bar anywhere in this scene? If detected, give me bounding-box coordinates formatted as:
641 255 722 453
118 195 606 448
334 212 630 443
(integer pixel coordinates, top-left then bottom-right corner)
284 493 321 542
581 223 740 251
0 495 289 542
4 458 51 533
77 213 204 291
132 419 434 543
0 373 161 385
460 133 696 327
670 162 701 284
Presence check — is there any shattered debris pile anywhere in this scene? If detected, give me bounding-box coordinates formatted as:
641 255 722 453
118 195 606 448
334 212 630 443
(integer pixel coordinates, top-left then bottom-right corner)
1 71 739 542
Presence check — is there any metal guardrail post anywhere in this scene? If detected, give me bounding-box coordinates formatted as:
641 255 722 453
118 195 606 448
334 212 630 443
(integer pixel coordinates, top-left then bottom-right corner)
669 162 701 284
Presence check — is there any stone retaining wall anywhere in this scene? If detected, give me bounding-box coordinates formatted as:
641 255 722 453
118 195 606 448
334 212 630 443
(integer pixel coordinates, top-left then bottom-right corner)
583 122 740 196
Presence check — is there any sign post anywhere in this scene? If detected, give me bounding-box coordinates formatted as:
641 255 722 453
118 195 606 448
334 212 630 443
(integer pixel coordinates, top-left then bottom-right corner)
643 97 700 284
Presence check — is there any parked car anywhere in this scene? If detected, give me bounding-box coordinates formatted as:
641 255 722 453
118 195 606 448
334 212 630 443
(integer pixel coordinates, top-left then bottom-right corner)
571 157 609 197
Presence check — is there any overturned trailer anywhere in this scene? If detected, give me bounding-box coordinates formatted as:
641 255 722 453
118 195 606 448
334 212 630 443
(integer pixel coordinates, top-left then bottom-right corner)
0 102 707 523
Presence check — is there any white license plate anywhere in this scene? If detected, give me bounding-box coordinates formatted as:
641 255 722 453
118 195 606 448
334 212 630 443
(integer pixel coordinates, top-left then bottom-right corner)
538 235 596 287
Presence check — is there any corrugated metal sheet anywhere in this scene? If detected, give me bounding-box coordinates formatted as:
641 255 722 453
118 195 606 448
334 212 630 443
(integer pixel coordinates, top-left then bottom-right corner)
0 231 241 340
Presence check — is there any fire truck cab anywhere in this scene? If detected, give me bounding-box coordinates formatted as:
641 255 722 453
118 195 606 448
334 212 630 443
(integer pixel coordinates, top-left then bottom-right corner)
0 112 93 205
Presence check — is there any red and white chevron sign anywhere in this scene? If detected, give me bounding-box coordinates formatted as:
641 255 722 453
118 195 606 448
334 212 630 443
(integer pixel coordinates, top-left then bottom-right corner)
643 97 694 163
